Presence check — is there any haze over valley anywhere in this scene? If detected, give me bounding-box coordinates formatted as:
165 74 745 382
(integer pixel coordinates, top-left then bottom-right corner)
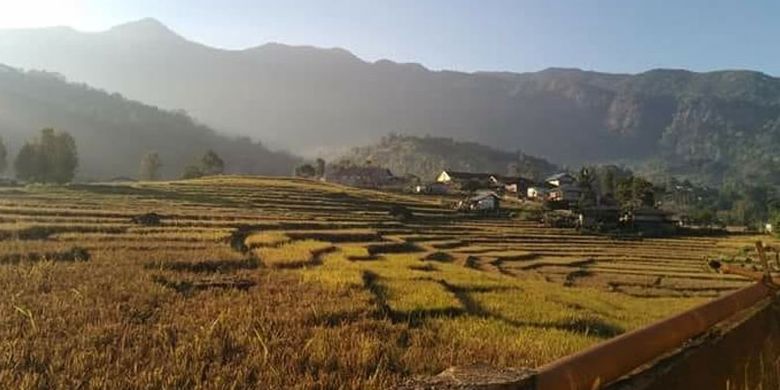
4 3 780 389
1 18 779 186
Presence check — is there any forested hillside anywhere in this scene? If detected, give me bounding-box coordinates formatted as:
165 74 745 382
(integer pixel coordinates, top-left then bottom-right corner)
338 134 559 181
0 65 298 179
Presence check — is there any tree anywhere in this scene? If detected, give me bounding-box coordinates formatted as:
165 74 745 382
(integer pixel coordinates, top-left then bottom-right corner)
180 165 204 180
688 206 719 228
138 152 163 181
770 200 780 236
616 176 655 210
461 179 483 193
507 162 520 177
601 169 616 197
14 128 78 184
201 150 225 176
730 185 772 228
0 136 6 175
315 158 326 177
577 167 597 209
14 143 41 181
294 163 316 178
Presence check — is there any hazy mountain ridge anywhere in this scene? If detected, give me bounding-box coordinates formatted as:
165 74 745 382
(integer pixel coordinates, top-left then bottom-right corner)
338 134 559 182
1 19 780 185
0 65 299 179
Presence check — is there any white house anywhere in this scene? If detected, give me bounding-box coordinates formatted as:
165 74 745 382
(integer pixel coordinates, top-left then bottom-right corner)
548 186 584 203
543 172 582 205
436 170 494 187
545 172 577 188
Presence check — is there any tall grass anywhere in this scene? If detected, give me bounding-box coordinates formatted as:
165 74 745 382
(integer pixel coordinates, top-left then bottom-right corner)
0 176 771 388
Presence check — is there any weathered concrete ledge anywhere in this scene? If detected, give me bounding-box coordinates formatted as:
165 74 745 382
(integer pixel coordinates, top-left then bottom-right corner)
402 365 535 390
404 298 780 390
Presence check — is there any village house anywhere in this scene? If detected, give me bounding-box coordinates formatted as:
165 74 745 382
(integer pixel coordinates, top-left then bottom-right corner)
545 172 582 205
491 175 534 197
527 186 549 200
548 186 584 204
414 182 450 194
436 170 534 197
460 191 501 213
545 172 577 187
436 170 494 190
524 172 588 206
325 165 398 188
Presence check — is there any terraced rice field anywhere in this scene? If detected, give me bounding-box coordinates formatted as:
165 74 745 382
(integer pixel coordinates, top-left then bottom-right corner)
1 176 775 388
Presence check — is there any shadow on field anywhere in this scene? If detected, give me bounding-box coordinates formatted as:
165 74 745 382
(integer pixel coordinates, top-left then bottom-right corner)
68 184 243 207
144 258 260 273
0 225 126 240
440 280 624 338
151 275 256 295
347 254 383 261
409 263 438 272
362 270 392 317
422 251 456 262
366 242 425 256
0 246 90 265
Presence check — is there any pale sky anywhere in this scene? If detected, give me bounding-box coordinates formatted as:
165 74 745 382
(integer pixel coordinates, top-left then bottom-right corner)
0 0 778 75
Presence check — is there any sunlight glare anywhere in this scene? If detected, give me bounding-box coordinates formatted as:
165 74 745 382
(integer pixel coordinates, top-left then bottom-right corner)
0 0 87 29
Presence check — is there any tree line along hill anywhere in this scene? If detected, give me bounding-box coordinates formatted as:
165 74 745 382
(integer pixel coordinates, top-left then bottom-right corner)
336 134 559 182
0 64 299 180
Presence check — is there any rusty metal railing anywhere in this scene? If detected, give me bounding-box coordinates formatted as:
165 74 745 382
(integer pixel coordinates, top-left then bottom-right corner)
534 241 779 390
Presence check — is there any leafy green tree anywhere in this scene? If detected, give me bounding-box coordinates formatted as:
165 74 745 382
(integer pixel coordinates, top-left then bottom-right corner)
577 167 597 209
14 143 41 181
601 169 615 196
507 162 520 177
729 185 772 228
616 176 655 210
0 136 7 175
44 128 78 183
461 179 483 193
315 158 326 177
770 202 780 236
295 163 316 178
180 165 204 180
138 151 163 181
14 128 78 183
688 206 718 227
201 150 225 176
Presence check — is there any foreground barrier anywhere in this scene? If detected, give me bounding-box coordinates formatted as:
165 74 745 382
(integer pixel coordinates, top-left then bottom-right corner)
536 281 776 390
609 296 780 390
412 242 780 390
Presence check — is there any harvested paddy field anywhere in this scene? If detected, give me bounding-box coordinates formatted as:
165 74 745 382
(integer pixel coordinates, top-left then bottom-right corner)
0 176 775 388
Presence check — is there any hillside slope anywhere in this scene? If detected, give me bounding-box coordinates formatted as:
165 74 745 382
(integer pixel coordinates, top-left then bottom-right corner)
1 19 780 185
339 134 559 181
0 65 298 179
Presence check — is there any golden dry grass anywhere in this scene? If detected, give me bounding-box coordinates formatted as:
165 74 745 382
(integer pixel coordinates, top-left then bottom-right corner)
0 176 769 388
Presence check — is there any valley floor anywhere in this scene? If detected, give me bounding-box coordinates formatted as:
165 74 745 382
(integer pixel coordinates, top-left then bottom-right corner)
0 177 773 388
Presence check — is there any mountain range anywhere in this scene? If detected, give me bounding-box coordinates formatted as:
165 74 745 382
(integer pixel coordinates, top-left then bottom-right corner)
0 18 779 185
